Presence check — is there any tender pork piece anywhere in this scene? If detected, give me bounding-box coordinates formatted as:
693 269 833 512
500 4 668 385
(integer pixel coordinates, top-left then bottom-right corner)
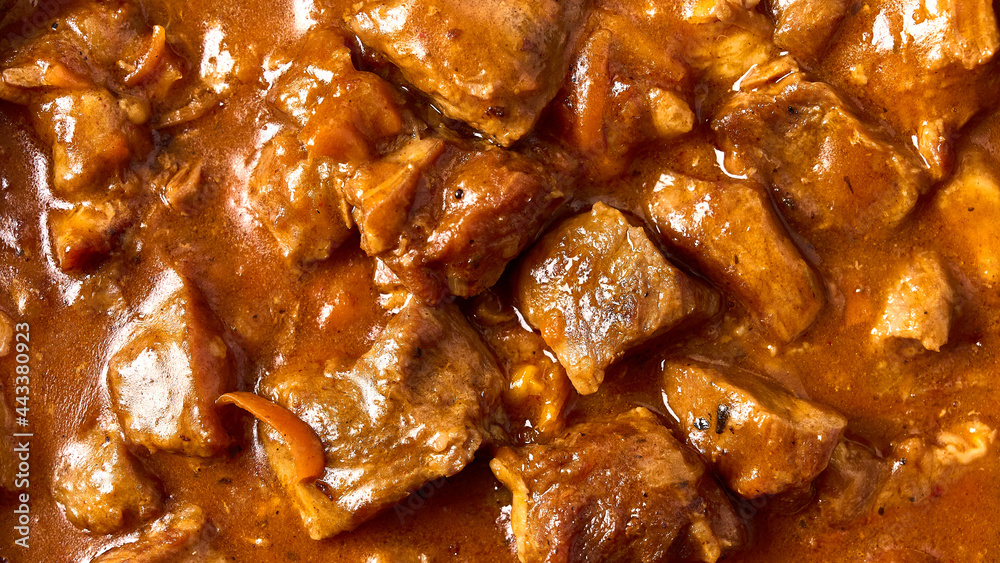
107 263 234 457
245 133 354 265
269 28 411 163
491 407 744 563
49 195 136 271
52 427 163 534
713 58 926 236
259 301 504 539
515 203 719 395
821 0 1000 177
348 0 587 146
645 170 824 342
346 138 568 303
931 150 1000 287
873 252 956 352
661 360 847 498
90 504 222 563
769 0 851 62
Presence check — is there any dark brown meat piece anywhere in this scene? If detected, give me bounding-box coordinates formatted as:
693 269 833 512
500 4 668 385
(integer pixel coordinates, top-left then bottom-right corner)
872 252 955 352
645 170 824 342
769 0 851 62
106 263 234 457
814 439 887 525
52 426 163 534
49 195 137 271
713 57 926 237
90 504 223 562
820 0 1000 178
661 359 847 497
245 133 355 265
491 407 744 563
348 0 587 146
346 138 568 303
515 203 719 395
259 301 504 539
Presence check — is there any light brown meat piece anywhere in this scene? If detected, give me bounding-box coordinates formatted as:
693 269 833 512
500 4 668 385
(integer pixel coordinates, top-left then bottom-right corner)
52 427 163 534
713 58 926 236
491 407 744 563
645 170 824 342
260 301 504 539
516 203 719 395
770 0 851 62
346 138 568 303
466 290 573 442
269 28 411 163
106 263 234 457
821 0 1000 178
930 149 1000 288
661 359 847 497
873 252 955 352
348 0 587 146
90 504 222 563
245 133 354 265
814 440 887 525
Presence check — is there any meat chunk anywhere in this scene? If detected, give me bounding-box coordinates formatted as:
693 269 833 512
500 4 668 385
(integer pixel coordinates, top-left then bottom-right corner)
52 427 163 534
491 407 744 563
713 58 926 236
107 263 234 456
466 290 573 442
814 440 887 525
770 0 851 62
268 28 411 163
348 0 587 146
873 252 955 352
821 0 1000 177
259 301 504 539
515 203 719 395
31 88 149 198
877 421 996 510
645 170 824 342
661 359 847 497
245 133 354 264
931 150 1000 287
49 196 136 271
346 138 568 303
90 504 221 562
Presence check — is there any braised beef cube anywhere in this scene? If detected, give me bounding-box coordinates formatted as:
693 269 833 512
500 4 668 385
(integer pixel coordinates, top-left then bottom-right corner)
873 252 955 352
931 150 1000 288
713 59 926 236
770 0 851 62
661 360 847 497
821 0 1000 177
107 264 234 456
49 198 134 271
270 28 410 163
31 88 150 198
91 504 221 562
467 290 573 442
52 427 163 534
260 301 504 539
347 138 567 303
246 134 354 264
491 407 744 563
814 440 887 525
349 0 586 146
515 203 718 395
646 171 824 342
